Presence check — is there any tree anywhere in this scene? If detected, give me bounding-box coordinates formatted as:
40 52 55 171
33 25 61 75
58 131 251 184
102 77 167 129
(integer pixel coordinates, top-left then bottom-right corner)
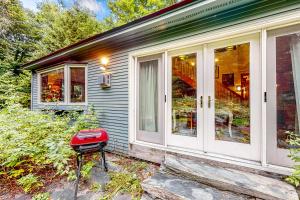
0 0 40 75
103 0 177 29
32 2 104 59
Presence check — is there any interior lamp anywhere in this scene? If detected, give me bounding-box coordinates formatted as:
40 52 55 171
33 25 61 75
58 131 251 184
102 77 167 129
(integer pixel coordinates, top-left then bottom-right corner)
236 85 242 92
100 57 109 70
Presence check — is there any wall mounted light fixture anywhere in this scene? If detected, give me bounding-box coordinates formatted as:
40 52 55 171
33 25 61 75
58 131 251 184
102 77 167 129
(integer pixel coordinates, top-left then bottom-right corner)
100 57 109 70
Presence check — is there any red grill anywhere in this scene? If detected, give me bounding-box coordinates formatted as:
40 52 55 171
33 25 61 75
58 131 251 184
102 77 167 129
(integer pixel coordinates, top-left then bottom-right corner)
70 128 109 200
70 128 109 153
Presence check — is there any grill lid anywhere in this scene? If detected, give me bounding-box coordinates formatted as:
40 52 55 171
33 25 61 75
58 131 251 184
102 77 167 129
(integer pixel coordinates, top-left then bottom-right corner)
70 128 109 147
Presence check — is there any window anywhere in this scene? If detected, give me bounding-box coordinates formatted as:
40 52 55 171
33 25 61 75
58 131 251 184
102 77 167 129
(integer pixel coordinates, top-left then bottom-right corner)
39 65 87 104
70 67 86 103
41 68 64 103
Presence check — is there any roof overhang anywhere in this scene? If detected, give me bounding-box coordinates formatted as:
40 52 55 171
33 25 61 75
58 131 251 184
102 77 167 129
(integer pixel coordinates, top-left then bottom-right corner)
24 0 256 70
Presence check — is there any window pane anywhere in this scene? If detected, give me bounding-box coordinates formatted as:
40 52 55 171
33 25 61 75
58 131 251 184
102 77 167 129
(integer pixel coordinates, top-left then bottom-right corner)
214 43 250 144
172 53 197 137
139 60 158 132
41 69 64 102
276 33 300 148
70 67 86 103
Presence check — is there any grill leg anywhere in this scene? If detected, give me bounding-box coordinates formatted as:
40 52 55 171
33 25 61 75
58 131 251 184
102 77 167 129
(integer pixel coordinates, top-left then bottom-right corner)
74 153 82 200
101 150 108 172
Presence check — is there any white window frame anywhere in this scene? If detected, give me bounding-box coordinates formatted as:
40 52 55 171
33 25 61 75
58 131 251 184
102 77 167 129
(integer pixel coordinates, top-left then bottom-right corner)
37 64 88 105
67 64 88 105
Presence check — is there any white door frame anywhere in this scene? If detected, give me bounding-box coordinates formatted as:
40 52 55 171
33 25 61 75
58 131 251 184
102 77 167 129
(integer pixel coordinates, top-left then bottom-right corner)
166 46 204 151
204 33 262 161
266 24 300 167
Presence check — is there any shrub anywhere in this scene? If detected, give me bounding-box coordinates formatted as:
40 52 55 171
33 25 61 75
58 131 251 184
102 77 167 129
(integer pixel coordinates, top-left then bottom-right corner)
101 172 143 200
286 131 300 186
81 160 95 180
32 192 50 200
17 174 43 193
0 104 98 192
0 71 31 108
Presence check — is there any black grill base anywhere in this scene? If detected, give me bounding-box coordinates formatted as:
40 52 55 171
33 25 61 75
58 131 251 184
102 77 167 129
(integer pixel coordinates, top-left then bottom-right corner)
73 144 108 200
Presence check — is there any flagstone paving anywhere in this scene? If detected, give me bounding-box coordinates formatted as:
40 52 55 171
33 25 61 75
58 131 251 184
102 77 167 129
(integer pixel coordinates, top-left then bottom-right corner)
164 154 298 200
142 172 252 200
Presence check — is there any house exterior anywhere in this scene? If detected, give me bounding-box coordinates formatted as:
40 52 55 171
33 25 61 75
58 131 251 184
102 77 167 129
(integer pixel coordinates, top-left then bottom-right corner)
24 0 300 175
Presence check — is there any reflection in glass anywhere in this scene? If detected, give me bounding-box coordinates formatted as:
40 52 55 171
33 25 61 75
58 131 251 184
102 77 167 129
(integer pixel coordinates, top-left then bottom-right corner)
214 43 250 144
41 69 64 102
172 53 197 137
139 60 158 132
276 33 300 148
70 67 85 103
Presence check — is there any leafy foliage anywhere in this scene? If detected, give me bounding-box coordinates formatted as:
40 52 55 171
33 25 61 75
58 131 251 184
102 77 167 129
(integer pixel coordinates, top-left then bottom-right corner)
0 0 40 75
33 2 103 59
100 159 149 199
0 70 31 108
81 160 96 180
32 192 50 200
104 0 176 29
286 131 300 186
90 182 101 192
101 172 143 200
0 104 98 192
17 174 43 193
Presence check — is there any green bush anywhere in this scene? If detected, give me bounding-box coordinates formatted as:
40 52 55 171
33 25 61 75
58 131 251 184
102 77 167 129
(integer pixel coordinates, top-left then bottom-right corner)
17 174 43 193
101 172 143 200
32 192 50 200
0 104 98 192
286 131 300 187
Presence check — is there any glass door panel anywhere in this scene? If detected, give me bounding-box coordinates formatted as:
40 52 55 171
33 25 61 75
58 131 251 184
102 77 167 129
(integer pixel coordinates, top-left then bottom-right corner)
139 60 159 132
172 53 197 137
214 43 250 144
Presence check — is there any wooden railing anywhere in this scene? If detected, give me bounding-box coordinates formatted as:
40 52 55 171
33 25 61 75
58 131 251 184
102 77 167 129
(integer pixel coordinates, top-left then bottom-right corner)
172 61 196 89
215 81 245 103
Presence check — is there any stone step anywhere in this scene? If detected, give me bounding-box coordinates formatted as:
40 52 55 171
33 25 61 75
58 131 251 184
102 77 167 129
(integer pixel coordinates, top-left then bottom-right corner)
142 172 252 200
165 154 298 200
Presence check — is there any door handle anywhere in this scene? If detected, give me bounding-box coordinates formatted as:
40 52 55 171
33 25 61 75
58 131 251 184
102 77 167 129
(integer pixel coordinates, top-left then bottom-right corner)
208 96 211 108
200 96 203 108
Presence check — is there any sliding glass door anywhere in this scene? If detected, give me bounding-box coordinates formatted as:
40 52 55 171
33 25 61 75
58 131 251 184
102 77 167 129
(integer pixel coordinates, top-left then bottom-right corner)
136 54 164 144
267 24 300 167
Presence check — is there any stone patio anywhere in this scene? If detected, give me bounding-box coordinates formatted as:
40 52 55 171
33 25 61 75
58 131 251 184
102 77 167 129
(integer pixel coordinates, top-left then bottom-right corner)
141 154 298 200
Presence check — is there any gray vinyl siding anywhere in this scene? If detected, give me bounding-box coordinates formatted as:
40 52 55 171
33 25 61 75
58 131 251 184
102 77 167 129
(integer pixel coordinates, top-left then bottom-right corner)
31 72 38 111
87 51 129 153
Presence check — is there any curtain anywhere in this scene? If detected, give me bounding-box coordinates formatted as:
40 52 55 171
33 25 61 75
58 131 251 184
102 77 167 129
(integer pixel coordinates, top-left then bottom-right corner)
291 35 300 133
139 60 158 132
